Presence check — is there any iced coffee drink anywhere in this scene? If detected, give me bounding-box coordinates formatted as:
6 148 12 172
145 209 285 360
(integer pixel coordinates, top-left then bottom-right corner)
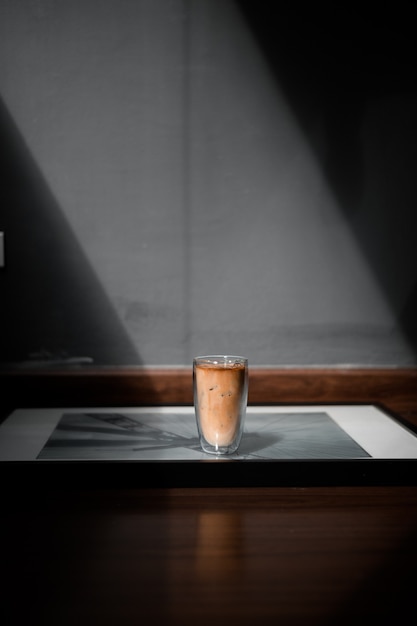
193 356 248 455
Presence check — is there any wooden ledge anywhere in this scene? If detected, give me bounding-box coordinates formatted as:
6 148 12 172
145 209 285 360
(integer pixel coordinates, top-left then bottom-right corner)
1 367 416 426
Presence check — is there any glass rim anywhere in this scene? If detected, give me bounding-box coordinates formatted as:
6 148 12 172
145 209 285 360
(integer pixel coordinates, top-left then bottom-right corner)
193 355 248 363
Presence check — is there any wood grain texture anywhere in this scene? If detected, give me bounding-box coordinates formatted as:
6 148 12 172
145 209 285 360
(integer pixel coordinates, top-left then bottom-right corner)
1 367 416 425
2 370 417 624
3 485 417 625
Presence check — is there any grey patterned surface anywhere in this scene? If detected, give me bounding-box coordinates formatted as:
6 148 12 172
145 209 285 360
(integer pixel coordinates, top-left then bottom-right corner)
38 411 370 460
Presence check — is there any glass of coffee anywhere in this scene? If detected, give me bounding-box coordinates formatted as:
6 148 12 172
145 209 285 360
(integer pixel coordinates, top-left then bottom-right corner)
193 355 248 455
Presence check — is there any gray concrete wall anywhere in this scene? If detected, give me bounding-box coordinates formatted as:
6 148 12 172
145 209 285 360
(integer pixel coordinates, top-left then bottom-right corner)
1 0 416 367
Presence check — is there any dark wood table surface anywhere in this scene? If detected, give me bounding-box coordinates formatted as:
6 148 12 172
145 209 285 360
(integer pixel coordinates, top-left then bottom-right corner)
2 368 417 625
3 483 417 625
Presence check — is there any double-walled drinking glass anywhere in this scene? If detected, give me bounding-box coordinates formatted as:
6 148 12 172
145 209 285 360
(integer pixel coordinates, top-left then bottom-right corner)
193 355 248 455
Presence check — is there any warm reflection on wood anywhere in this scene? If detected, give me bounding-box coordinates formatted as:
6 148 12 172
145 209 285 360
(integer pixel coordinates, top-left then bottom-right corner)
195 511 244 583
3 487 417 624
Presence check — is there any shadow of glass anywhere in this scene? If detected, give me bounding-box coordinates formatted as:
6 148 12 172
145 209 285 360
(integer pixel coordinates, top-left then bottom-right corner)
0 96 144 367
239 431 281 456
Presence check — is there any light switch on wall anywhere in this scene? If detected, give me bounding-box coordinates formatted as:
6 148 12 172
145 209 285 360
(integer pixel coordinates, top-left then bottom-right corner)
0 232 4 268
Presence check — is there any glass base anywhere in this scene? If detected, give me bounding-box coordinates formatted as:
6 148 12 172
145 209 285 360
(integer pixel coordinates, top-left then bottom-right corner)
200 440 241 456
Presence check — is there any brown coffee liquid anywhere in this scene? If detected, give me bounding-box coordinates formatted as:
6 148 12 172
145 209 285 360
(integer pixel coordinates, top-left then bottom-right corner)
195 362 246 447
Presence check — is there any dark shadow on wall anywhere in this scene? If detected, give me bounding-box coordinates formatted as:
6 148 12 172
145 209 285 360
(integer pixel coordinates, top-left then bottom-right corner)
237 2 417 357
0 96 142 367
